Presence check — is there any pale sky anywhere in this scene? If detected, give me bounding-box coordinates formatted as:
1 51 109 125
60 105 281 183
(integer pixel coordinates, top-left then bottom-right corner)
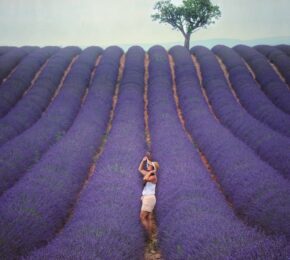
0 0 289 48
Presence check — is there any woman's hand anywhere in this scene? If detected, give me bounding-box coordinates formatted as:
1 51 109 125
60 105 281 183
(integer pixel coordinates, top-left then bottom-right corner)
143 171 157 183
139 157 148 173
143 170 155 181
143 171 151 181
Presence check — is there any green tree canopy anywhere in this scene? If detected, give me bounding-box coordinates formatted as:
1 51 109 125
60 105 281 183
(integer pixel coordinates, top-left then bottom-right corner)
151 0 221 49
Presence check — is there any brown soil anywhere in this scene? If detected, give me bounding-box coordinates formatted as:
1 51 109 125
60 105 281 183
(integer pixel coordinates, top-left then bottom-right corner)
268 60 290 90
191 54 220 122
44 55 79 111
1 64 18 84
80 55 102 105
144 53 152 151
215 55 243 106
240 57 262 90
23 58 50 96
269 61 287 83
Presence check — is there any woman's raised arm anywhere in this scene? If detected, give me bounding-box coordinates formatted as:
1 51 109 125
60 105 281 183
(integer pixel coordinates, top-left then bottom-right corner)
138 156 148 176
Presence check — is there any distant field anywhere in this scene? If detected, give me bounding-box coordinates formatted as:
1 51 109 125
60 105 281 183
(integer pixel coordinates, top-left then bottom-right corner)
0 44 290 259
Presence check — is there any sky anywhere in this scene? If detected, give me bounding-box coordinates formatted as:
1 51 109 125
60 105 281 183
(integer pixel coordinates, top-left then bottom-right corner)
0 0 289 49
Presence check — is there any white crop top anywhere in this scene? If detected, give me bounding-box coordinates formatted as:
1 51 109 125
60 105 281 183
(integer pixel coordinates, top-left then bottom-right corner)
142 181 156 195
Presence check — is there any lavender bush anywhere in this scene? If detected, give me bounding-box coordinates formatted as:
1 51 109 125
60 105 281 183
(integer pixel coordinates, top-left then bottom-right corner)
190 46 290 179
0 44 289 259
0 46 102 196
22 46 146 259
234 44 290 114
276 44 290 56
0 46 123 258
0 46 17 56
212 45 290 138
146 45 290 259
0 46 38 84
0 46 80 145
254 45 290 86
0 46 59 117
169 45 290 240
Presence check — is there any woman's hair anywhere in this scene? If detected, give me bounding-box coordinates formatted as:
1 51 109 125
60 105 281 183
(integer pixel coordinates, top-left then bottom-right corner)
148 162 159 177
152 161 159 170
145 152 159 171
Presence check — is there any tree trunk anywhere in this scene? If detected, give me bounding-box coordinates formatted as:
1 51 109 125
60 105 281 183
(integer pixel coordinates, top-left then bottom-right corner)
184 34 190 50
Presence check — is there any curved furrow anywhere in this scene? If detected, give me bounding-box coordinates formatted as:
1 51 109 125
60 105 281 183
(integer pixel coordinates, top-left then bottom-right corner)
212 45 290 138
145 45 290 260
0 46 38 84
22 46 147 259
0 47 101 196
276 44 290 56
0 47 59 117
257 51 287 86
22 59 51 96
169 45 290 240
189 46 290 180
144 54 152 153
0 47 80 145
0 46 123 259
254 45 290 87
234 44 290 114
43 54 79 107
1 53 23 84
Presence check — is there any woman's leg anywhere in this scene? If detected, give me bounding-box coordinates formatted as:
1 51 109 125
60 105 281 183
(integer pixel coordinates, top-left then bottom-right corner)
141 212 156 239
140 210 150 232
148 213 154 238
149 213 157 238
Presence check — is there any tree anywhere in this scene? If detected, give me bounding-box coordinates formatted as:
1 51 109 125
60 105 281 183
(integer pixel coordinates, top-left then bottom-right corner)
151 0 221 50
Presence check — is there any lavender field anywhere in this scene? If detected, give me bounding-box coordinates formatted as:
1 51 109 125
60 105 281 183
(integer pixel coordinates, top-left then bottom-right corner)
0 44 290 260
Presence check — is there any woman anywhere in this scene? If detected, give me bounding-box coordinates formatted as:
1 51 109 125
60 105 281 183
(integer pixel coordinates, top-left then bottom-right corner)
138 153 159 241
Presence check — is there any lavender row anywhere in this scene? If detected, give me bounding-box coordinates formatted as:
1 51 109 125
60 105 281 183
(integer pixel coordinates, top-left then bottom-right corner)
276 44 290 56
0 46 38 84
234 44 290 114
0 46 123 259
170 46 290 240
23 46 145 259
212 45 290 138
146 45 289 259
0 46 101 196
0 46 59 117
190 46 290 179
0 46 17 56
254 45 290 87
0 46 80 145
